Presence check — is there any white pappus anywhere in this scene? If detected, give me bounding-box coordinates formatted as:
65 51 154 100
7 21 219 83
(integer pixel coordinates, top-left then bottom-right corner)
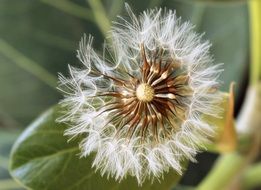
57 4 223 185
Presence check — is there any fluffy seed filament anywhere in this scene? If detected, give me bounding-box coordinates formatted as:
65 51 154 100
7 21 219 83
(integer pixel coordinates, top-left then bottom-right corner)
58 5 222 183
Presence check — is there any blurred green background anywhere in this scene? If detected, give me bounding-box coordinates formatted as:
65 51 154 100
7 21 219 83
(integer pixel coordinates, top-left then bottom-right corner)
0 0 248 189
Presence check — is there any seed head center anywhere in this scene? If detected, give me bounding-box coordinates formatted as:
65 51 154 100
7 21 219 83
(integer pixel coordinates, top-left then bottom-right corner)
136 83 154 102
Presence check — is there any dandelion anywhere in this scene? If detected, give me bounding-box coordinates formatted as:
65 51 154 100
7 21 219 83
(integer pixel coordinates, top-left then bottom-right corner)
58 4 223 185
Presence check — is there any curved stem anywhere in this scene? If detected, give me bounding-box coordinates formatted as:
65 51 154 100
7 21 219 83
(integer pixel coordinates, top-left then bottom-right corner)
243 163 261 190
196 153 245 190
196 1 261 189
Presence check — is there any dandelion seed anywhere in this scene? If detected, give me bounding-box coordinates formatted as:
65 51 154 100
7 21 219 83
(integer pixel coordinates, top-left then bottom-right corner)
58 4 223 185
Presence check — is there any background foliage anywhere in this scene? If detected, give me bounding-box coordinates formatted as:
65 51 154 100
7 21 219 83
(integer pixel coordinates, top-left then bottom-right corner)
0 0 248 189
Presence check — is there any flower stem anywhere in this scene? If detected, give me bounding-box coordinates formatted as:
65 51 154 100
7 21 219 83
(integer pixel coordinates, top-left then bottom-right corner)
249 0 261 84
0 38 57 89
196 153 245 190
242 163 261 189
196 1 261 189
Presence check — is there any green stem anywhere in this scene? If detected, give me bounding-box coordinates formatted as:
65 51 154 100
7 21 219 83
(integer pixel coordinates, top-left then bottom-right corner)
196 153 245 190
197 1 261 189
87 0 111 37
40 0 93 22
243 163 261 190
249 0 261 84
0 179 21 190
0 38 57 88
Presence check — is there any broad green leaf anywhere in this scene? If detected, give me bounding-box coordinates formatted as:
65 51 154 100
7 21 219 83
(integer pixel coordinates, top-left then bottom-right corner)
9 106 184 190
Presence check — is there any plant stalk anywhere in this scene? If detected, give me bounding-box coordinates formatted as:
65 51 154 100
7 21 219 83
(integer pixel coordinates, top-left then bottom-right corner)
196 153 245 190
242 163 261 189
196 0 261 189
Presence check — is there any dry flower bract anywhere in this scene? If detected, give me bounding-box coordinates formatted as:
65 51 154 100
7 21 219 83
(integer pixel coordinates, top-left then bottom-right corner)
58 4 223 185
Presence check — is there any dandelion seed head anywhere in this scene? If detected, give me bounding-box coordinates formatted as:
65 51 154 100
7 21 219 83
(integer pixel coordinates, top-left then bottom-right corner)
58 3 223 185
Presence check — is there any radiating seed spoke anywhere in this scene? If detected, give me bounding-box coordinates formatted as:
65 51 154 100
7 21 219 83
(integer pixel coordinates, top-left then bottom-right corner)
99 45 191 142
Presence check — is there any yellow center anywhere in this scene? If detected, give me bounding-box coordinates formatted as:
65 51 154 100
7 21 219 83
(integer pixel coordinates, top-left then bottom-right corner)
136 83 154 102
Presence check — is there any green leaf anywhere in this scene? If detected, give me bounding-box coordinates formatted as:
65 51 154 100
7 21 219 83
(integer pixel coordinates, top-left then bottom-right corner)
9 106 184 190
